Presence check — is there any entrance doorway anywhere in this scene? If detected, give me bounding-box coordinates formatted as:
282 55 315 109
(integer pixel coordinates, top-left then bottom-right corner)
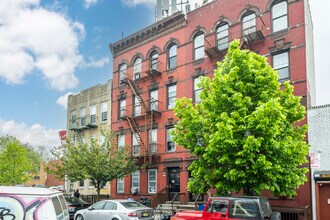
168 167 180 201
318 183 330 220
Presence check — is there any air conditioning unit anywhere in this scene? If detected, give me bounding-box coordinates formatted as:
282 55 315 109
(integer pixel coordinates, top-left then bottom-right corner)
131 187 139 195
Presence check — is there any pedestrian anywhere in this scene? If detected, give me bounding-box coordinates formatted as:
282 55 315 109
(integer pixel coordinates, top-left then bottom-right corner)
74 189 80 198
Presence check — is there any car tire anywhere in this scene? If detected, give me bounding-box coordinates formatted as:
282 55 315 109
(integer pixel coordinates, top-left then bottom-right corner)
270 212 281 220
75 214 84 220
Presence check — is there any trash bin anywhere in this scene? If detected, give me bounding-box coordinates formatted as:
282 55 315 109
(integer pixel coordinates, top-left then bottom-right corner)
198 203 205 211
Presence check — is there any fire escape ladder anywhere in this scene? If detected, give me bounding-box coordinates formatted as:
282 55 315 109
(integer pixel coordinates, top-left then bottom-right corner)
125 116 146 154
73 129 84 145
126 78 149 113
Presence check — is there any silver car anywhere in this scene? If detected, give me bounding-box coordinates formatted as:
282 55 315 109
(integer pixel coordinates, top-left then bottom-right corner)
74 200 154 220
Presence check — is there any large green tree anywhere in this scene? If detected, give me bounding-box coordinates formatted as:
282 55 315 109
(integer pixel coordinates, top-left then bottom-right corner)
172 40 309 197
0 136 41 185
49 131 138 201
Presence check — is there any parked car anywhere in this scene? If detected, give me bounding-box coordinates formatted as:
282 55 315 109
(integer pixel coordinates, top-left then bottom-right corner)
74 199 154 220
0 186 69 220
171 196 281 220
65 196 90 220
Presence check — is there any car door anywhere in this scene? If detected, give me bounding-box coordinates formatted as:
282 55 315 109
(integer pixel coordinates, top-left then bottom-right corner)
204 199 229 220
85 201 106 220
100 201 117 219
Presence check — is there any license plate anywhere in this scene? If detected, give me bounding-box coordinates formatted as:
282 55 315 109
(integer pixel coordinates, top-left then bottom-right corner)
142 212 149 217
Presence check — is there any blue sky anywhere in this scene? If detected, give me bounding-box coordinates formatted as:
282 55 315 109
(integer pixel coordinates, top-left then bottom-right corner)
0 0 329 150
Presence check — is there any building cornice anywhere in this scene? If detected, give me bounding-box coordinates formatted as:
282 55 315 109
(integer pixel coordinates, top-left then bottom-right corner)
109 12 187 58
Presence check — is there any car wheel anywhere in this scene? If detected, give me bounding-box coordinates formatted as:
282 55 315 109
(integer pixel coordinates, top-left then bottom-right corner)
75 214 84 220
270 212 281 220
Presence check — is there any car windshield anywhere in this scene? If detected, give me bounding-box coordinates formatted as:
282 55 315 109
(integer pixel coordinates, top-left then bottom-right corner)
120 201 145 209
64 196 88 204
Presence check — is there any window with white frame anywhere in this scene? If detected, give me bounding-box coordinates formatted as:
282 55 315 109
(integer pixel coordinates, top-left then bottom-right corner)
242 12 256 36
100 135 105 146
150 89 158 111
167 84 177 109
134 96 141 117
119 99 126 118
88 179 94 188
71 111 76 128
194 77 202 103
79 180 84 188
119 63 127 84
148 128 157 154
194 32 205 60
166 126 176 152
150 51 159 70
168 44 177 69
216 23 229 51
131 170 140 192
118 134 125 150
132 133 140 156
101 102 107 122
133 57 142 80
272 1 288 33
117 178 124 193
148 169 157 193
80 108 86 126
90 105 96 124
273 51 289 81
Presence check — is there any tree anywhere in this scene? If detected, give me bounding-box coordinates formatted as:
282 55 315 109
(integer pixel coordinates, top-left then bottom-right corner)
172 40 309 197
48 131 138 201
0 136 41 185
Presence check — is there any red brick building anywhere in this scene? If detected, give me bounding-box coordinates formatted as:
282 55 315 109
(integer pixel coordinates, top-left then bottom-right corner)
109 0 314 218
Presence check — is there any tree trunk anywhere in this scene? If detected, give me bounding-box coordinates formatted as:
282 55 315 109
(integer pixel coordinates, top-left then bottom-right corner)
243 187 255 196
96 182 101 202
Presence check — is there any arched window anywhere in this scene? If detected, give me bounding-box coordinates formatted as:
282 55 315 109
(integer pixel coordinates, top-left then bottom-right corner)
242 12 256 36
118 63 127 84
272 1 288 33
194 32 205 60
150 51 159 70
133 57 142 80
168 44 177 69
216 23 229 51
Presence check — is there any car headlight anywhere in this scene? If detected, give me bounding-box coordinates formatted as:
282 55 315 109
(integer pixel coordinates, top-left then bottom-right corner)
68 207 76 212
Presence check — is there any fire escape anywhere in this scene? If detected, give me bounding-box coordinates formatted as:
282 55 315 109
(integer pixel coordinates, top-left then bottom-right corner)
69 115 98 145
120 61 162 166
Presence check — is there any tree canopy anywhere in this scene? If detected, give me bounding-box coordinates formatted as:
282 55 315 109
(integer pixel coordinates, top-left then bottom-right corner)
0 136 41 185
49 131 138 200
172 40 309 197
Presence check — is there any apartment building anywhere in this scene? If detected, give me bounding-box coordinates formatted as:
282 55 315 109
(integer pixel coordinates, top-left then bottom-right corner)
66 79 112 195
109 0 314 218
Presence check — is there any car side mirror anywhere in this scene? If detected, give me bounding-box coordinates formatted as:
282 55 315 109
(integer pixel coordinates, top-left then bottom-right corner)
88 207 94 211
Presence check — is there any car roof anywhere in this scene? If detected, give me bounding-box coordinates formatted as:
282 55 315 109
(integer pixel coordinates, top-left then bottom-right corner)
0 186 62 196
210 196 265 201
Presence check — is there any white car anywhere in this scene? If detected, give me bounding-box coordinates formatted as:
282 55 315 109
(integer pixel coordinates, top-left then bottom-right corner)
74 200 154 220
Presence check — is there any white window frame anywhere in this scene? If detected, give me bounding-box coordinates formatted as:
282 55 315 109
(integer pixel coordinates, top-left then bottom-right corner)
132 133 140 156
90 105 96 124
167 84 177 109
194 77 202 103
168 44 177 69
101 102 107 122
148 128 157 154
71 111 76 128
118 134 125 150
273 51 289 81
134 96 141 117
166 126 176 152
272 1 288 33
216 23 229 51
148 169 157 193
119 63 127 84
131 170 140 191
242 12 256 36
133 57 142 80
119 99 126 118
80 108 86 126
117 178 124 193
194 32 205 60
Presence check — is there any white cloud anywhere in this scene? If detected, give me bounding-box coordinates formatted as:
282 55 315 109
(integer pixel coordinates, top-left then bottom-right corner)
83 0 98 9
0 0 85 91
0 118 61 150
56 92 73 109
121 0 156 7
84 56 110 68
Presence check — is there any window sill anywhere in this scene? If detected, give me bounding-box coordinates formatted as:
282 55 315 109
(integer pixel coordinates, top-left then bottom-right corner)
193 58 205 65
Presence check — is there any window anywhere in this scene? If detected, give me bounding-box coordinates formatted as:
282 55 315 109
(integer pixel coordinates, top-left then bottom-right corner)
194 32 205 60
194 77 202 103
71 111 76 128
80 108 86 126
273 51 289 81
167 84 177 109
79 180 84 188
119 63 127 84
148 169 157 193
216 23 229 50
168 44 177 69
148 128 157 154
166 126 176 152
133 57 142 80
242 12 256 36
117 178 124 193
150 89 158 111
101 102 107 122
92 202 106 210
89 180 94 188
118 134 125 150
132 133 140 156
272 1 288 32
100 135 105 146
131 170 140 191
119 99 126 118
104 202 117 210
90 105 96 124
134 96 141 117
150 51 159 70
